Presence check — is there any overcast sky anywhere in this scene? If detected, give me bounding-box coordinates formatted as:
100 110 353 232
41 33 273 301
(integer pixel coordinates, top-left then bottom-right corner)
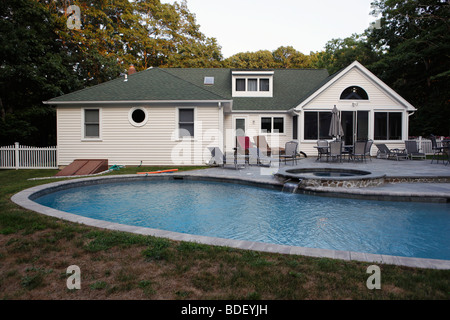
161 0 377 58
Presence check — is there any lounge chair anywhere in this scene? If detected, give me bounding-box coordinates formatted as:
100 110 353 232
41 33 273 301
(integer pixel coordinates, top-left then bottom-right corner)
253 135 271 156
279 141 299 165
375 144 408 161
351 140 367 162
328 140 342 162
404 140 426 160
248 147 274 167
208 147 245 169
253 135 284 156
236 136 251 154
430 135 444 164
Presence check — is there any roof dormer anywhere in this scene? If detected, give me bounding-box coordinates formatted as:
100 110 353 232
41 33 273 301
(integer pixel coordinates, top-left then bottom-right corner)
232 70 274 97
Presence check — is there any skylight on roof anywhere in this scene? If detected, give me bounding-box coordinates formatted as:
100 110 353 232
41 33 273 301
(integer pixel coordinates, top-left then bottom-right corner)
204 76 214 85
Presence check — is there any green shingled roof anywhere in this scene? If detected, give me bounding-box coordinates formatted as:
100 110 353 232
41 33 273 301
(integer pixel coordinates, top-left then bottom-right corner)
47 67 330 111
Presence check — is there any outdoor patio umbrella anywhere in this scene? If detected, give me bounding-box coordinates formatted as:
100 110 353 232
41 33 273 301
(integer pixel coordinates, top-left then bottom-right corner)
329 105 344 139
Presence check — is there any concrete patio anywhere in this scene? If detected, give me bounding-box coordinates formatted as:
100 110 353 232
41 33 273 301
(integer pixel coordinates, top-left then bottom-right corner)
186 156 450 202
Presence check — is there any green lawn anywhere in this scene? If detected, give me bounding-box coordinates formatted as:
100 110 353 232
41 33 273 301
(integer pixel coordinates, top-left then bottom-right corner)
0 167 449 300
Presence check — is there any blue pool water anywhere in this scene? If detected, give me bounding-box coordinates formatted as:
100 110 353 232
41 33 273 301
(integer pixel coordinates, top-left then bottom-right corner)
34 180 450 260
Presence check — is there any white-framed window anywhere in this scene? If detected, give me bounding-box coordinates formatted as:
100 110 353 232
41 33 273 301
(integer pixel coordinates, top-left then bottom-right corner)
232 71 273 97
235 78 271 94
340 86 369 100
128 107 148 127
177 107 195 138
374 111 403 140
259 78 270 91
260 116 284 134
82 108 101 140
303 111 332 140
236 79 246 91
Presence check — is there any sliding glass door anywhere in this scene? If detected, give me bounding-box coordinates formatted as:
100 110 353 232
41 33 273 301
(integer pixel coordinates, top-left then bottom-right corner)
341 111 369 145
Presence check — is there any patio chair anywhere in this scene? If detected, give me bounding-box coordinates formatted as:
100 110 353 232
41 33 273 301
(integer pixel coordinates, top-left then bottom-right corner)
253 135 270 156
328 140 343 162
236 136 251 164
351 140 367 162
445 145 450 166
236 136 251 154
404 140 426 160
253 135 284 156
279 141 299 165
430 135 444 164
316 140 329 161
364 139 373 161
375 144 408 161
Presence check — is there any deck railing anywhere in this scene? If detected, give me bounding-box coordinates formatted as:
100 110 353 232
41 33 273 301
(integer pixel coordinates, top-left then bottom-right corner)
0 142 58 169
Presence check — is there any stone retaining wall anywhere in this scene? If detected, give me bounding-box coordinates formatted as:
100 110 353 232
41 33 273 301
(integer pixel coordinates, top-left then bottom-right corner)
299 176 450 189
301 177 385 188
385 177 450 184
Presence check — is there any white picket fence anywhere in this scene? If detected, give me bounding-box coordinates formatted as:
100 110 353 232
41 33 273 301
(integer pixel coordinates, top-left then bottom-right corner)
0 142 58 169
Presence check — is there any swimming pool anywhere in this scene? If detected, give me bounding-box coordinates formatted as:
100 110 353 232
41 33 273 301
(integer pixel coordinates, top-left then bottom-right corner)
33 179 450 261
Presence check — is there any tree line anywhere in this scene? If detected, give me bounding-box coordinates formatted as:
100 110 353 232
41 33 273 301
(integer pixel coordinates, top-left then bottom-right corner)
1 0 448 146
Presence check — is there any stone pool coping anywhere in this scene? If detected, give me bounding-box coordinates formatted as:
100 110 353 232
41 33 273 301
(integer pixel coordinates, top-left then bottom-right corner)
11 173 450 270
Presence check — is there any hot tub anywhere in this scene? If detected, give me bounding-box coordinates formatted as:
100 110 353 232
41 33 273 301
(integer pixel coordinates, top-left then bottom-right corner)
275 167 385 188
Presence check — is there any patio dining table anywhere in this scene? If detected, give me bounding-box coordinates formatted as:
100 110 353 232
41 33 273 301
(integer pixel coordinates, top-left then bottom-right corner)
313 144 354 162
314 145 353 161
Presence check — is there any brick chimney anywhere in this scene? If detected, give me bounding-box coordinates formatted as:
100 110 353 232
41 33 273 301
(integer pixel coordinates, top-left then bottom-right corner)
128 65 136 75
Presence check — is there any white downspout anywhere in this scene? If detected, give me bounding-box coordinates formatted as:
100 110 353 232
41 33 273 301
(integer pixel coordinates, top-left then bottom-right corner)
218 102 224 153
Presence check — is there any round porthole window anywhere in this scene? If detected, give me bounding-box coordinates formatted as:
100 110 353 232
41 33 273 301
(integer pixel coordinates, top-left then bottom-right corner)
128 107 148 127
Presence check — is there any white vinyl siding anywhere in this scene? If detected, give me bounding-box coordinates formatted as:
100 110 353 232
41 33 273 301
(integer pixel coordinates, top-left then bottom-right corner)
57 105 221 166
304 68 399 108
298 67 409 156
224 113 292 153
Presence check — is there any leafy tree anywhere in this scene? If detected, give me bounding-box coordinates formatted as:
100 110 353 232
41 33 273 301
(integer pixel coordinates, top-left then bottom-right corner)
0 0 223 145
43 0 223 75
223 50 277 69
272 46 311 69
0 0 81 145
314 34 380 74
315 1 449 136
224 46 317 69
367 0 450 136
167 37 223 67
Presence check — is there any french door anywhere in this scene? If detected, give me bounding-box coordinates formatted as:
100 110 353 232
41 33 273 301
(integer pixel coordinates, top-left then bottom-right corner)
341 111 369 146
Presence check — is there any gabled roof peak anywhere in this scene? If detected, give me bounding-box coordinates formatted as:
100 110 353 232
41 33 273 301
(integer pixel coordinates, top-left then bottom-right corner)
293 60 416 112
